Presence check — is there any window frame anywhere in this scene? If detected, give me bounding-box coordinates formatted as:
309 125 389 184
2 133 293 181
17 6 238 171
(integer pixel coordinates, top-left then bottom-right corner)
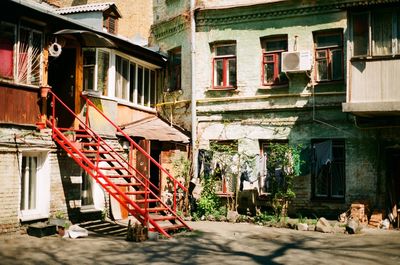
167 47 181 92
311 139 346 201
211 43 237 89
82 49 159 109
19 151 50 222
0 21 43 87
313 30 344 82
351 9 400 58
260 35 288 86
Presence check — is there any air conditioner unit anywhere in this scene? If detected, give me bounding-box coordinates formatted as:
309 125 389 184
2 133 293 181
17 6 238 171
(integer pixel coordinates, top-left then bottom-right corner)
281 51 312 72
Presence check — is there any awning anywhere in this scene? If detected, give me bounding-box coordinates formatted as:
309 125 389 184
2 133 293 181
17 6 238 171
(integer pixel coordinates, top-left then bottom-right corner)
121 115 190 143
54 29 116 48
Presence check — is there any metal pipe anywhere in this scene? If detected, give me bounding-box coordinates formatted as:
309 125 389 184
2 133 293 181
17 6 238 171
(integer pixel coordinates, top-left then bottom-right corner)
190 0 198 181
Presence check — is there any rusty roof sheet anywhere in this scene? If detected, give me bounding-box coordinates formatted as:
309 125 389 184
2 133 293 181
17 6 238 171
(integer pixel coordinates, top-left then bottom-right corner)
55 2 117 15
121 115 190 143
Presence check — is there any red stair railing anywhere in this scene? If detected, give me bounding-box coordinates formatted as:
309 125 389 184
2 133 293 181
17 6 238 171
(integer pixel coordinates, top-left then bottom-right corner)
46 90 190 237
82 95 188 211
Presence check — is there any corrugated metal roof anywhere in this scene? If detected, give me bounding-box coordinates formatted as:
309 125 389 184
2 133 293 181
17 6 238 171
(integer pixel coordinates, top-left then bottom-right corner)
121 115 190 143
55 2 116 15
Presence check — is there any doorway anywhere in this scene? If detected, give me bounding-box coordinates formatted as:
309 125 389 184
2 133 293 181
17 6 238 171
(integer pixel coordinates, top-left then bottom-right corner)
387 149 400 210
48 48 76 128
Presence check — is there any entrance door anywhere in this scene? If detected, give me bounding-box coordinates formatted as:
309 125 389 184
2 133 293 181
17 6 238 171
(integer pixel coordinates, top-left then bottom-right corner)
388 150 400 209
48 48 76 128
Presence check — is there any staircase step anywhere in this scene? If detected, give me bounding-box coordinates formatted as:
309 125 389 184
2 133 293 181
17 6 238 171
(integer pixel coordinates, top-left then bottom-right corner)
88 158 119 162
122 191 149 195
135 199 158 204
142 207 168 212
81 150 110 154
98 166 128 170
151 215 177 222
113 183 142 187
75 134 93 139
105 175 136 178
159 224 186 231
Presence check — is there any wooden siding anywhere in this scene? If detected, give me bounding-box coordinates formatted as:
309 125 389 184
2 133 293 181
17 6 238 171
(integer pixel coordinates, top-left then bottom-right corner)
0 86 40 125
350 59 400 103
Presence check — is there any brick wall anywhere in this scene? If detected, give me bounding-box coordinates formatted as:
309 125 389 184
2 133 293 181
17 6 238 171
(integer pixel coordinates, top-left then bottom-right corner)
59 0 153 41
0 152 21 234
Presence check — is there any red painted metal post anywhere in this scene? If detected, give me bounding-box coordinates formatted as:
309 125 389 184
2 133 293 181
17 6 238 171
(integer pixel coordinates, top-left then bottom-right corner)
173 181 177 212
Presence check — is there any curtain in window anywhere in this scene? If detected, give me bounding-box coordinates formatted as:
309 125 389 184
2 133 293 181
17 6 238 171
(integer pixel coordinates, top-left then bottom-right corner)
0 23 15 79
314 140 332 197
373 12 392 55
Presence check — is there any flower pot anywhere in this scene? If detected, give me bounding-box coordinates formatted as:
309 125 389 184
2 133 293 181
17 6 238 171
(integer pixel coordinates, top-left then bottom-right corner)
40 85 51 98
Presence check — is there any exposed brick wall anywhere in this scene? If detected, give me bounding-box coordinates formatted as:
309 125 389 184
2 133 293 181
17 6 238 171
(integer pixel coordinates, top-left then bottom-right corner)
59 0 153 40
0 152 20 234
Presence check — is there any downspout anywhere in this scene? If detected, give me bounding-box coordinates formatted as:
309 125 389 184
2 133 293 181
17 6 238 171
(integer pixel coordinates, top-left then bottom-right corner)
190 0 198 180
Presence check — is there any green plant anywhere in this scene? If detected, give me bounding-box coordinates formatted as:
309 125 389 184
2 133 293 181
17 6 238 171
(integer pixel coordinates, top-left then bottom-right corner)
196 172 221 218
266 143 303 220
54 210 65 219
254 211 277 225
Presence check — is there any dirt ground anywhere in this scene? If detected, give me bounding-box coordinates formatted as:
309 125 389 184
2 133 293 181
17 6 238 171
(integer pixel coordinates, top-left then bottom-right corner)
0 221 400 265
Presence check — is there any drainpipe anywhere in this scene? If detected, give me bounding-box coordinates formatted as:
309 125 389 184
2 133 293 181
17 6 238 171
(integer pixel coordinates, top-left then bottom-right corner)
190 0 198 181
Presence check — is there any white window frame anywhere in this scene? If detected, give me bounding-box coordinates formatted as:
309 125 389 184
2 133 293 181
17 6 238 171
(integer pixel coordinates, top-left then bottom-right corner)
19 151 50 222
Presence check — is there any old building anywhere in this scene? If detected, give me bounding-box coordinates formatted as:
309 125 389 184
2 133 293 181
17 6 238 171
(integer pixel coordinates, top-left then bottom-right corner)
0 0 190 237
58 0 153 45
151 0 400 218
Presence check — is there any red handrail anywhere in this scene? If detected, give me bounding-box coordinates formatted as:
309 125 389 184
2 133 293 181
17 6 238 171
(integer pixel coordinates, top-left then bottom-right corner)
48 90 158 193
81 95 188 192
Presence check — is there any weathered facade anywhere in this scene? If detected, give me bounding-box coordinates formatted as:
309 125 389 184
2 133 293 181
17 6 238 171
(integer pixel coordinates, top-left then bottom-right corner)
0 0 189 236
151 0 400 218
58 0 153 44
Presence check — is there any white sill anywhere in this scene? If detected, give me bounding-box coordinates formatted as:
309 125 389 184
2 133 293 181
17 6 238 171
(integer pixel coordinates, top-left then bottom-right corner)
20 212 49 222
80 206 102 213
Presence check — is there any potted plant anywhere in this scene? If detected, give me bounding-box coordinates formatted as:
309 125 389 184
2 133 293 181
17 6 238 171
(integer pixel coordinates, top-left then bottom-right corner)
49 211 68 228
40 85 51 98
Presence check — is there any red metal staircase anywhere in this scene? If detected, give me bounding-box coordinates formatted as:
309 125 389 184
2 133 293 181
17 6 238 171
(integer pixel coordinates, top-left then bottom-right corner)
45 90 191 238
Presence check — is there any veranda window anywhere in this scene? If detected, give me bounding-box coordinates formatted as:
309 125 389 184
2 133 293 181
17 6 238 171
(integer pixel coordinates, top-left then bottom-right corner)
314 30 343 82
212 43 236 89
0 21 42 86
352 9 400 56
261 36 288 86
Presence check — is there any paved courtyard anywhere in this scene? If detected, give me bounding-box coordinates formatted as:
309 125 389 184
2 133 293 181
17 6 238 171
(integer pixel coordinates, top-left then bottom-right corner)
0 221 399 265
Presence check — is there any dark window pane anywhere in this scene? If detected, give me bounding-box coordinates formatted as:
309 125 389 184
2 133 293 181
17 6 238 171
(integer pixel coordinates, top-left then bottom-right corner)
83 48 96 65
144 68 150 106
150 70 156 106
265 63 275 83
228 59 236 86
129 63 136 102
215 45 235 56
0 23 15 79
97 50 109 95
317 59 328 81
265 39 287 51
331 49 343 80
353 13 369 56
214 59 223 87
168 48 181 91
372 12 392 55
316 50 327 59
83 66 94 91
315 34 341 48
137 66 143 104
122 59 129 100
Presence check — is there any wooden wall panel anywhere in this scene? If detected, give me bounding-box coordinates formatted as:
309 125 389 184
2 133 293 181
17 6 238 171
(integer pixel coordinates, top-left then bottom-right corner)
0 86 40 125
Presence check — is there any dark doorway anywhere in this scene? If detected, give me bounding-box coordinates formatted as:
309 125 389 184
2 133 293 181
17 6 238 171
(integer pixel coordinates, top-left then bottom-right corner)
48 48 76 128
150 142 161 207
387 149 400 211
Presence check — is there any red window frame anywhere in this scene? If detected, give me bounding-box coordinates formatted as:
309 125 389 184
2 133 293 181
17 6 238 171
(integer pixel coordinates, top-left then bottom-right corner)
261 36 287 86
313 31 344 82
212 43 236 89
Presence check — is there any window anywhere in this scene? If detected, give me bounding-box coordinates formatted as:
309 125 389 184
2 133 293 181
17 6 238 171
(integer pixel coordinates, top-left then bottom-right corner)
261 36 288 86
260 141 289 194
83 48 95 91
82 48 159 108
352 9 400 56
314 30 343 82
0 22 15 79
212 43 236 89
20 152 50 221
83 48 110 95
115 55 129 100
0 21 43 86
312 139 345 200
167 47 181 91
103 16 118 34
